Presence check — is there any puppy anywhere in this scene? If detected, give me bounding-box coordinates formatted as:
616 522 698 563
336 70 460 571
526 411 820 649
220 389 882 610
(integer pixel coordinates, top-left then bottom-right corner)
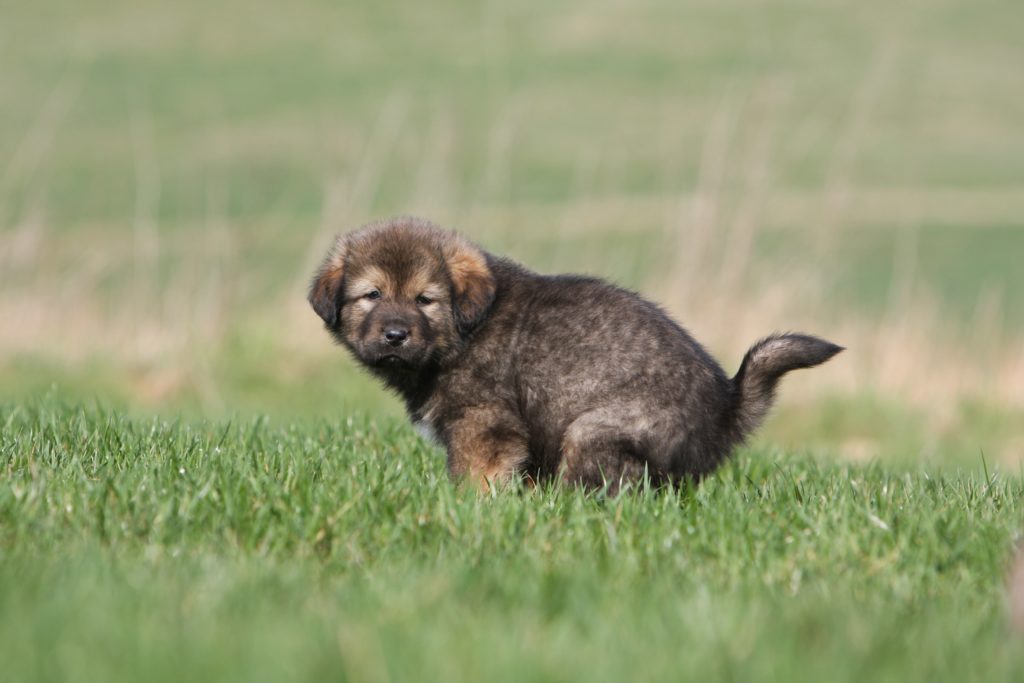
309 216 841 491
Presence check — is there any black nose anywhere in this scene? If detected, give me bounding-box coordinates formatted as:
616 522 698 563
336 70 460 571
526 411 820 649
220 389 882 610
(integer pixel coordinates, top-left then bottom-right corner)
383 327 409 346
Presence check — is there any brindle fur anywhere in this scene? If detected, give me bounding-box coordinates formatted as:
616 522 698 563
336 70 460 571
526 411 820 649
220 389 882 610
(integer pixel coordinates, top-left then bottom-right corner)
309 216 842 492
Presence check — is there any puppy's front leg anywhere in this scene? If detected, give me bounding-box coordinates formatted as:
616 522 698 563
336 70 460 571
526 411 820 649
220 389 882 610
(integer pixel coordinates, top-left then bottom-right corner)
445 406 530 492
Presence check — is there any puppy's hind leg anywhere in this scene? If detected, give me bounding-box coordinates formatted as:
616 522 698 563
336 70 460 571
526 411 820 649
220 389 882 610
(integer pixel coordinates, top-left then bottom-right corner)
445 406 531 492
558 409 654 494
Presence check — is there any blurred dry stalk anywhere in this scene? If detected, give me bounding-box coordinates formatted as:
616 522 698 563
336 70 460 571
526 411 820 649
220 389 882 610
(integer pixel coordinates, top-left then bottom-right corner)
816 38 898 256
1010 542 1024 633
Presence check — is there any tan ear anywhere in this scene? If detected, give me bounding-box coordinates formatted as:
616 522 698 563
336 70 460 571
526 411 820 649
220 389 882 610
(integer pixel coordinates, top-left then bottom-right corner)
308 236 348 327
445 236 496 334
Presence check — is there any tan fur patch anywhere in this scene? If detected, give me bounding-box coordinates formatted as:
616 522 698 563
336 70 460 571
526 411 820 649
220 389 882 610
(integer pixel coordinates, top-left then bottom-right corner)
418 300 447 325
444 240 489 294
446 406 529 492
345 265 393 299
443 237 496 330
397 270 438 300
308 236 349 325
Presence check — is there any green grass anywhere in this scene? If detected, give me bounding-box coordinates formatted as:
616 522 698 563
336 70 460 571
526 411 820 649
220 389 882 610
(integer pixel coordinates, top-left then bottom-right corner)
2 401 1022 682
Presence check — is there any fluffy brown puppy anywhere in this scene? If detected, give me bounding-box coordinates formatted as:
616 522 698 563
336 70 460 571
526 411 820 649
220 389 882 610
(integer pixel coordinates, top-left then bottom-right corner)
309 216 842 492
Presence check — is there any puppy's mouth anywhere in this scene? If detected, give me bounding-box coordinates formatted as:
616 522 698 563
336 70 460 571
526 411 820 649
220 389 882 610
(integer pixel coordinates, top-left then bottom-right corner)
365 347 425 370
373 353 410 368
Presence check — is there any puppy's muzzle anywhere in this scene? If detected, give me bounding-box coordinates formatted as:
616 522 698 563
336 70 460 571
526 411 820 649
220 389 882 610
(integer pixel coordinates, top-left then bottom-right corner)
383 326 409 347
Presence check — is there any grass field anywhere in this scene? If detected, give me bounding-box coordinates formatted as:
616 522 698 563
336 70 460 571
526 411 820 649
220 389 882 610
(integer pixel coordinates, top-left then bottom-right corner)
3 0 1024 680
1 401 1022 682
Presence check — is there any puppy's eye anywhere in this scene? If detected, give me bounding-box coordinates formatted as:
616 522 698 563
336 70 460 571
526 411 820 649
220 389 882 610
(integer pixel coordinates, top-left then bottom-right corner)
364 290 381 301
415 294 433 306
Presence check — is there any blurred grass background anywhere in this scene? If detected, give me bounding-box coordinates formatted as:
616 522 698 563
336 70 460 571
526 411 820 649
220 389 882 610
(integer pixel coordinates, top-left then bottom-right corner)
1 0 1023 464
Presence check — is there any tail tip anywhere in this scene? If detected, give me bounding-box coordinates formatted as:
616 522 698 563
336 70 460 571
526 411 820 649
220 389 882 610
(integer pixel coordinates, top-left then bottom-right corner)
819 339 845 361
739 333 845 376
780 333 844 367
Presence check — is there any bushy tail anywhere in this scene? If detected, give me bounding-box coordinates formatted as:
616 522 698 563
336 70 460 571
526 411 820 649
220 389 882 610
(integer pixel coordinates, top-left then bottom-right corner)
731 333 843 438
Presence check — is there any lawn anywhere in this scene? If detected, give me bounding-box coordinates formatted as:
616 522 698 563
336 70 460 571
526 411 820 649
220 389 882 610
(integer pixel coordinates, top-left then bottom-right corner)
1 401 1022 682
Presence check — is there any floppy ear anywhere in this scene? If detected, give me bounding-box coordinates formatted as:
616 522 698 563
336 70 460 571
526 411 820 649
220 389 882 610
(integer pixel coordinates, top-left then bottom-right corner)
308 236 348 328
445 236 496 334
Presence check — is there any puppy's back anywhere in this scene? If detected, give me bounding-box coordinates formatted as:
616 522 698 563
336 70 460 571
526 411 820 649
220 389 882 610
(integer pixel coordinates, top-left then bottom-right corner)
470 260 840 479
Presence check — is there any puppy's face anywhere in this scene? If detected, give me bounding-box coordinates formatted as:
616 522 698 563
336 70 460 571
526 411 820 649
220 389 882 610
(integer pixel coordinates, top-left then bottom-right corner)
309 218 496 374
340 248 453 370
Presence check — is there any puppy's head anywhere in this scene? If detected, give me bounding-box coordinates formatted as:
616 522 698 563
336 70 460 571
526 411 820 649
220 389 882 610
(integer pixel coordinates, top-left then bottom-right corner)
309 217 496 372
